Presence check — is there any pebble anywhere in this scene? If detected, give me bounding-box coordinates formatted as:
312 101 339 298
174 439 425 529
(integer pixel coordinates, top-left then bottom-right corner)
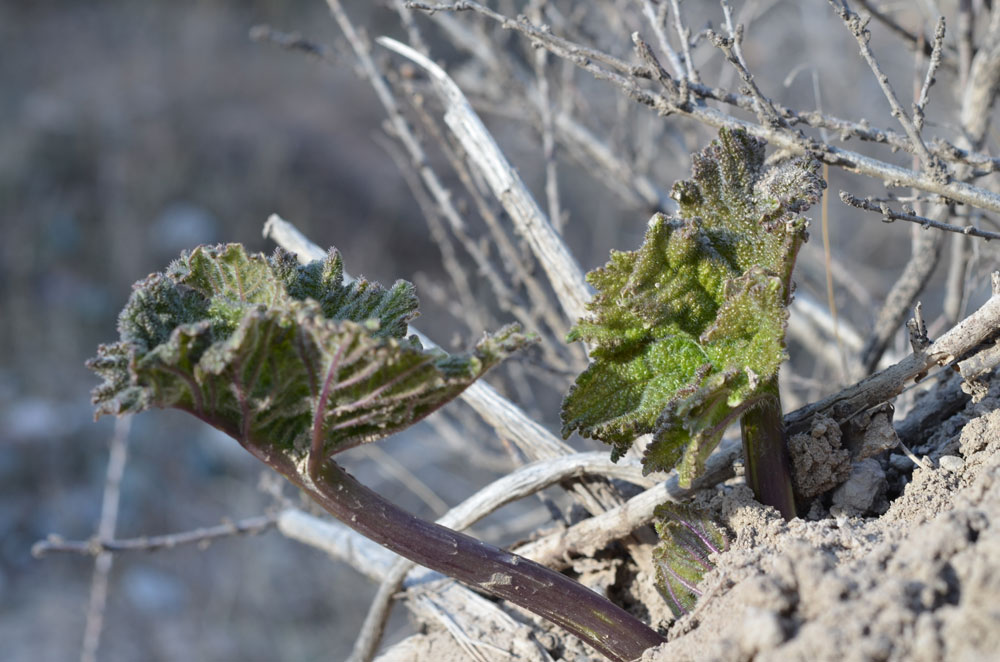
938 455 964 472
831 459 887 515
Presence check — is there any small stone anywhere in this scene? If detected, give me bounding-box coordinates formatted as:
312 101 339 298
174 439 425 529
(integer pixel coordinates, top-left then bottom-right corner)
938 455 964 472
831 458 887 515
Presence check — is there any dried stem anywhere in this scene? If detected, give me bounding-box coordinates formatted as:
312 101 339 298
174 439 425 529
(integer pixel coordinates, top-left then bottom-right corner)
80 416 131 662
841 192 1000 241
640 0 684 78
786 284 1000 436
668 0 701 83
854 0 957 70
828 0 940 174
913 16 946 132
709 24 785 128
33 513 278 557
514 438 739 570
376 36 591 321
410 1 1000 213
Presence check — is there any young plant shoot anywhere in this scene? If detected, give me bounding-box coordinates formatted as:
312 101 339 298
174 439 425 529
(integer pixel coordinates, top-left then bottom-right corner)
89 128 821 660
89 243 665 662
562 128 824 520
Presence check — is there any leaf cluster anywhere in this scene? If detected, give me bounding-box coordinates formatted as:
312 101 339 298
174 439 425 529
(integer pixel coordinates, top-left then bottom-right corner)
561 128 823 484
89 243 530 461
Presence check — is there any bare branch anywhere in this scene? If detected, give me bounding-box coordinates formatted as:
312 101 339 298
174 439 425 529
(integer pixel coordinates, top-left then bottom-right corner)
323 0 566 342
708 25 786 128
860 228 943 375
959 8 1000 148
841 192 1000 241
640 0 685 78
376 36 591 322
531 8 565 234
668 0 701 83
913 16 947 132
513 439 740 570
410 1 1000 214
957 0 974 89
786 286 1000 436
829 1 940 174
80 416 132 662
854 0 957 71
33 514 278 558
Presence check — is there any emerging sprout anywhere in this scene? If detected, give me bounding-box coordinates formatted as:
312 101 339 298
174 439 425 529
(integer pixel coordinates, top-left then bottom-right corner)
562 128 824 516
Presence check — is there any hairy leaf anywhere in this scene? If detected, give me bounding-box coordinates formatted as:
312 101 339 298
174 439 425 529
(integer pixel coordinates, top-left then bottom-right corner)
651 503 728 618
90 243 530 460
562 128 822 484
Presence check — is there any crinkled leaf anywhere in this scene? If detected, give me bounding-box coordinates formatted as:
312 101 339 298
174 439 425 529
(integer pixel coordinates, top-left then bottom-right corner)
90 243 531 460
562 128 822 484
652 503 728 618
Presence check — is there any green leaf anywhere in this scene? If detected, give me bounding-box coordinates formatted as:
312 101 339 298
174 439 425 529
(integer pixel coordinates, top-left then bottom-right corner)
90 243 531 460
651 503 728 618
561 128 822 484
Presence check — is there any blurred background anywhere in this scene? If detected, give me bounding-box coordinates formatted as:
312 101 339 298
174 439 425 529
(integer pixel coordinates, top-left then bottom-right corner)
2 1 995 660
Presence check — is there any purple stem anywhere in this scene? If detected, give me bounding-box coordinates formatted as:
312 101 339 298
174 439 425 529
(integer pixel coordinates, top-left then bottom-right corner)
739 376 797 520
220 421 665 662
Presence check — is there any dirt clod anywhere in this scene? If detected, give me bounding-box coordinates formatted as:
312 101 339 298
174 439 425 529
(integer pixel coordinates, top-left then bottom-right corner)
788 414 851 498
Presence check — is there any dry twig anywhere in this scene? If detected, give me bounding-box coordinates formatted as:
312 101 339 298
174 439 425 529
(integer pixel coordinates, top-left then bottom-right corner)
376 36 591 322
409 1 1000 213
841 192 1000 241
80 416 131 662
33 514 278 557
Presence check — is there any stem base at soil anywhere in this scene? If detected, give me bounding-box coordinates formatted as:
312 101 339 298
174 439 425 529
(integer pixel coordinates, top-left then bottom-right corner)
740 377 797 520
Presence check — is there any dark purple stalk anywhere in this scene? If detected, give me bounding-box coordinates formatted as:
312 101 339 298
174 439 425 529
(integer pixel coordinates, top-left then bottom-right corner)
739 376 797 520
217 419 665 662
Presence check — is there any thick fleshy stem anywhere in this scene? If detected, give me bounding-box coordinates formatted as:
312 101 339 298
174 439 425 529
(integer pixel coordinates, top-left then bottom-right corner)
739 376 797 520
225 424 666 662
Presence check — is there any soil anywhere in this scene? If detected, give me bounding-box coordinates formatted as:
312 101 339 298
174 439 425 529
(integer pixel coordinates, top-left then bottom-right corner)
641 387 1000 662
385 382 1000 662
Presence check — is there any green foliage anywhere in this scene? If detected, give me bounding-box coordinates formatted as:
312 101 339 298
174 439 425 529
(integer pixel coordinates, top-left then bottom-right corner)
651 503 728 618
89 243 530 460
561 128 822 485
